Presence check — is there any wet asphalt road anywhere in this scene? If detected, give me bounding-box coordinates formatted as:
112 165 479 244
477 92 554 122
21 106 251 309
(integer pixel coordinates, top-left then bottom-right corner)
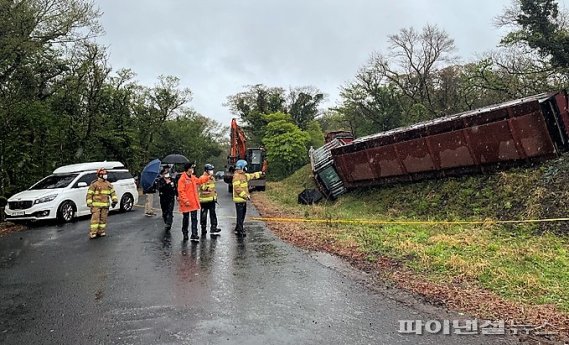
0 182 516 345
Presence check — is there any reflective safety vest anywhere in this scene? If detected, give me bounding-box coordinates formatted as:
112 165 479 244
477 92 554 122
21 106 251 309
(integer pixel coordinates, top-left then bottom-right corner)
232 171 262 203
86 179 118 208
199 173 217 203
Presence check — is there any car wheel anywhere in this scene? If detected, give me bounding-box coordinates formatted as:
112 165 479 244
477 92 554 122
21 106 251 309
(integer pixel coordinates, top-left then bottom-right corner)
120 193 134 212
57 201 75 223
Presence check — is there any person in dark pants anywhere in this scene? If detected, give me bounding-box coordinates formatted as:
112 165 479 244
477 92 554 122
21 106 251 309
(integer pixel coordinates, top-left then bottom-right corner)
177 162 213 242
235 202 247 236
157 172 177 231
199 163 221 236
232 159 264 237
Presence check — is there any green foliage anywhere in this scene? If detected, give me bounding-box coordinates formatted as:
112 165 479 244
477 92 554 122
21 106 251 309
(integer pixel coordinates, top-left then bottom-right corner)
306 120 324 148
317 110 354 135
501 0 569 69
288 88 324 130
336 82 404 137
150 111 223 168
262 113 311 180
263 111 292 125
0 0 223 195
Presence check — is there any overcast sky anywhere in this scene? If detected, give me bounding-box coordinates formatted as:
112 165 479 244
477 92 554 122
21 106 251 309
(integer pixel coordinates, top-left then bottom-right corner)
95 0 568 126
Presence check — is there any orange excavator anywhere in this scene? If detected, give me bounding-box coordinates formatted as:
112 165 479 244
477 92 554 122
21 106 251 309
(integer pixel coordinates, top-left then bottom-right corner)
224 118 268 192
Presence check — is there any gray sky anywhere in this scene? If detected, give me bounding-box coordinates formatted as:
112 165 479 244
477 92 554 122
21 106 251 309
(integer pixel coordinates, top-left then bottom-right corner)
94 0 566 125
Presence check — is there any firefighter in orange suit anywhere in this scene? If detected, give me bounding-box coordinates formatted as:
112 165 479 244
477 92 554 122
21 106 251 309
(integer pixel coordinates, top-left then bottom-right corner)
86 168 118 239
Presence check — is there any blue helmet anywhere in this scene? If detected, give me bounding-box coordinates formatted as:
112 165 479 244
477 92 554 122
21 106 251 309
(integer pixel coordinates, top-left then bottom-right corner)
235 160 247 170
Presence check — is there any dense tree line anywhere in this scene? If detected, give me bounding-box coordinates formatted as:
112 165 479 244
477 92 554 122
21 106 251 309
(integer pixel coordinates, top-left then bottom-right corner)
0 0 224 196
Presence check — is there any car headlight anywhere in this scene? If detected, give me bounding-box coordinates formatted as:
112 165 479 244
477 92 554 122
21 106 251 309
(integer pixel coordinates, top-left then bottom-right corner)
34 194 58 205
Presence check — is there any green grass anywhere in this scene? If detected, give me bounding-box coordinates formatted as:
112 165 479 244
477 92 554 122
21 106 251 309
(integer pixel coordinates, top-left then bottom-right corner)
264 160 569 312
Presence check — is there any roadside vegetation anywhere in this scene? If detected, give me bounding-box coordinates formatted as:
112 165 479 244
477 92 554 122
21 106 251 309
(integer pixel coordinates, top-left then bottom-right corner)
0 0 226 199
256 157 569 318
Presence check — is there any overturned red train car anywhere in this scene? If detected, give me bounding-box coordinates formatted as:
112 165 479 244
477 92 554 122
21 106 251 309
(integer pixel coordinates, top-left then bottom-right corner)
312 91 569 197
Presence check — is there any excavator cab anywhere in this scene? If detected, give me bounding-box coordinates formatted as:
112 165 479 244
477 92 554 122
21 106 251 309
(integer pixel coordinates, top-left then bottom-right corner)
246 148 264 173
244 148 267 191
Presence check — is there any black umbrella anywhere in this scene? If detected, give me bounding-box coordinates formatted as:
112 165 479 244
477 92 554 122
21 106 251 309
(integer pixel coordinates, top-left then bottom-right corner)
162 154 190 164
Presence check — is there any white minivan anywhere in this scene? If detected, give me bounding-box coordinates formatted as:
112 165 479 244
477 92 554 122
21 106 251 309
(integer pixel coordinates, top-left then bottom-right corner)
5 161 139 223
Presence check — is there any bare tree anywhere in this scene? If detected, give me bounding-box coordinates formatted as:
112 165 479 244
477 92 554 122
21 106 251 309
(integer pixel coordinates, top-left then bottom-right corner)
372 24 456 117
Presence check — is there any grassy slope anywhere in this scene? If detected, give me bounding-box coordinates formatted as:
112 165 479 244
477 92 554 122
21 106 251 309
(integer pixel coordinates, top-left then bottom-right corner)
263 156 569 312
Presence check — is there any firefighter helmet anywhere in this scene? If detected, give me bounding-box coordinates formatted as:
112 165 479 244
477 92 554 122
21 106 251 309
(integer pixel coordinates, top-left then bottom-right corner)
235 160 247 169
96 168 107 177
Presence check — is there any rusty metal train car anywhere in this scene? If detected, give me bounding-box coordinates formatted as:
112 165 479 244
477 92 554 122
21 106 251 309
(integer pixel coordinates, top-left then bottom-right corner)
310 91 569 198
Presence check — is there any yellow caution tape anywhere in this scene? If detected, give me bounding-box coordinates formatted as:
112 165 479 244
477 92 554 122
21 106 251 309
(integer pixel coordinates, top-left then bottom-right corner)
247 216 569 225
135 205 569 225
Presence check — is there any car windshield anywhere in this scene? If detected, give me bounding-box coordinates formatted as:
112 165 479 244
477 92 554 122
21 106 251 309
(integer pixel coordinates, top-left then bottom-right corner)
30 174 78 190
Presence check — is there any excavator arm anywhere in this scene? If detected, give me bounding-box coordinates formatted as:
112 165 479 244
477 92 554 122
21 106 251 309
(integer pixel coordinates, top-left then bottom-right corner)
228 118 248 165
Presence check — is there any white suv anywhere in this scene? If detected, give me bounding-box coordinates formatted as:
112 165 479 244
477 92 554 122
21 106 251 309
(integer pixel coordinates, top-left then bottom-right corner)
5 161 139 223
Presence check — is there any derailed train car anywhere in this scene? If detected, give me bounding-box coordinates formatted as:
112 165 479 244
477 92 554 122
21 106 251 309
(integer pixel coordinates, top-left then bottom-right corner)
311 91 569 198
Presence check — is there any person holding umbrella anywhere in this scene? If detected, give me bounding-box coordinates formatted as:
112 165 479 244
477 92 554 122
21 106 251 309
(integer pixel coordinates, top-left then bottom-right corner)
162 154 190 184
141 159 161 217
156 168 177 231
177 162 214 242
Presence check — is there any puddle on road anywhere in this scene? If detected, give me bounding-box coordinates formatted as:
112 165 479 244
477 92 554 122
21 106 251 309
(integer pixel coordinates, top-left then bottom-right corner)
245 225 286 265
135 221 291 294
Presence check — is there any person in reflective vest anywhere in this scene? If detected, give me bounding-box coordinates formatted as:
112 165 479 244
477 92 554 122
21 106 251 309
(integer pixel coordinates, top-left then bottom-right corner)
199 163 221 236
232 159 263 237
86 168 118 239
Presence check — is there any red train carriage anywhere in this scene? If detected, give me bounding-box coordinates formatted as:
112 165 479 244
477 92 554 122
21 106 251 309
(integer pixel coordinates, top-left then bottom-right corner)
312 91 569 197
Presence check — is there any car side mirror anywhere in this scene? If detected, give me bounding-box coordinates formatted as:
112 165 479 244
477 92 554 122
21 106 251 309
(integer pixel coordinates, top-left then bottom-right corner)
77 182 88 188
